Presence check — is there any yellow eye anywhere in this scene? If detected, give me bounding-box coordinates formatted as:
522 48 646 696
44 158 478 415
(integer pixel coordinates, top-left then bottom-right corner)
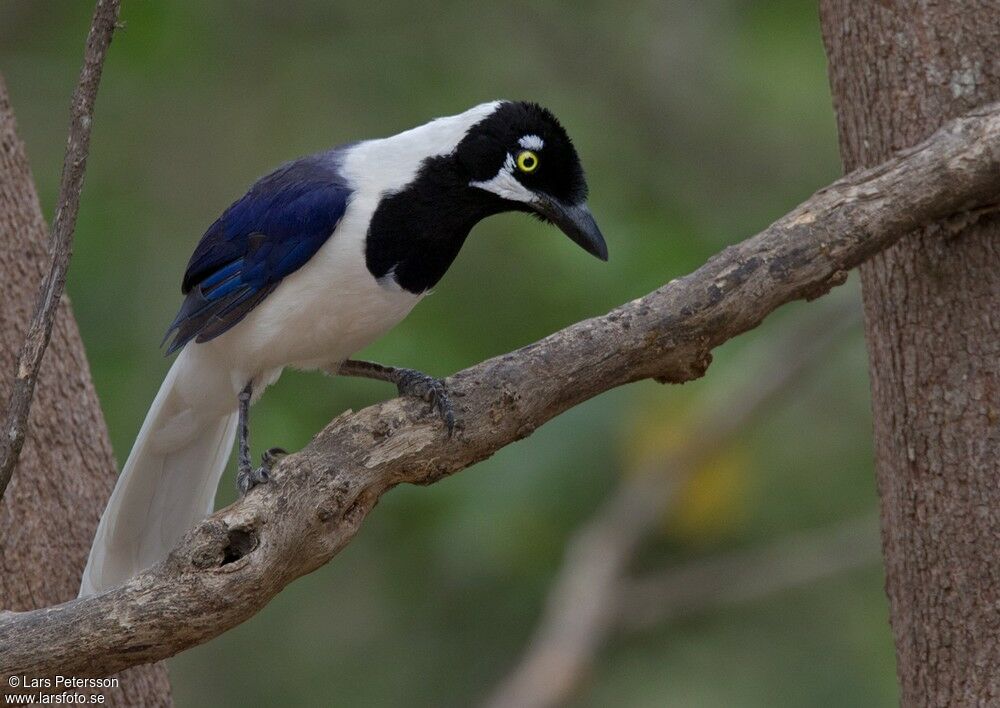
516 150 539 173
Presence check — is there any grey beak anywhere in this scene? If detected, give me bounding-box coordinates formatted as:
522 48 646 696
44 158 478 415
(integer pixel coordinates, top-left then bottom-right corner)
534 198 608 261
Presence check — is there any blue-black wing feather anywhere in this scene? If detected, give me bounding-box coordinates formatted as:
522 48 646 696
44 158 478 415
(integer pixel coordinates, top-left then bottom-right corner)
164 151 352 354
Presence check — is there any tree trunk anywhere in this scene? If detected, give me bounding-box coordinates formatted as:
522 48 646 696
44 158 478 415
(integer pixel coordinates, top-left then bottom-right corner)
0 77 172 704
820 3 1000 705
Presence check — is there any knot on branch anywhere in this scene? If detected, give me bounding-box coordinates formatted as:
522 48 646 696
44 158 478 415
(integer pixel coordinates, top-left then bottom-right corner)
221 528 258 565
312 478 354 526
802 269 849 302
488 382 522 424
186 520 259 570
654 346 714 385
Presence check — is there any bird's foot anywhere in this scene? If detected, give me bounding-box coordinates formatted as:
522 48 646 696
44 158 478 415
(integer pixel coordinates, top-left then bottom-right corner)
237 447 286 496
395 369 455 434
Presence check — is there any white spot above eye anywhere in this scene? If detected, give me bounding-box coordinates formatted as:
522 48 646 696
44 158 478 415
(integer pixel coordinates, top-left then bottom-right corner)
469 153 537 204
519 134 544 150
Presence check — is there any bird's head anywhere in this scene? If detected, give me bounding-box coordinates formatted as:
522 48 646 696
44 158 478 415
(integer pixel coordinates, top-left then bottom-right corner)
362 101 606 294
454 101 607 261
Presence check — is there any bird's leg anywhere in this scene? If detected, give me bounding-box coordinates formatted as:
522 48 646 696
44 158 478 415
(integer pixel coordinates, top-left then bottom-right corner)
336 359 456 434
235 381 276 495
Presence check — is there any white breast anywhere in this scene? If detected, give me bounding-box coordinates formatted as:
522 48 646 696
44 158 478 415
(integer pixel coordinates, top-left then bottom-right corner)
199 206 421 381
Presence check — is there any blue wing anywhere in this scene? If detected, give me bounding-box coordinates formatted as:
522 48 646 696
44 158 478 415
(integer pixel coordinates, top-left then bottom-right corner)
164 151 352 354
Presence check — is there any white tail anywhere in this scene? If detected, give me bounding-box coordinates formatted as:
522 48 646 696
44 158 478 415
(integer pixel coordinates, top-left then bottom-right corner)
80 346 239 596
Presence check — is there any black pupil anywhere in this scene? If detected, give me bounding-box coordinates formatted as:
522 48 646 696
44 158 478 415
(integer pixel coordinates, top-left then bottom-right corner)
523 155 535 168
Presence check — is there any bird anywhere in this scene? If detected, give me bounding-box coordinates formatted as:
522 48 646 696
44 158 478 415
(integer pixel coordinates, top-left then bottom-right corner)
79 100 607 597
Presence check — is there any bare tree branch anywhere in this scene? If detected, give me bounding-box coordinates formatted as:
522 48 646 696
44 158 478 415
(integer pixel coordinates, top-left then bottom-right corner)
483 299 858 708
617 513 881 632
0 0 121 500
2 100 1000 679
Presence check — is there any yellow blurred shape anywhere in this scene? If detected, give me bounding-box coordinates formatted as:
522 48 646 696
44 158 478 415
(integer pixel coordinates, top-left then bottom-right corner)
622 397 749 543
622 403 691 470
665 446 749 543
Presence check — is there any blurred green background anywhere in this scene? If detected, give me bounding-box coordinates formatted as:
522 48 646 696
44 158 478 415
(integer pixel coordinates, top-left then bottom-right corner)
0 1 895 705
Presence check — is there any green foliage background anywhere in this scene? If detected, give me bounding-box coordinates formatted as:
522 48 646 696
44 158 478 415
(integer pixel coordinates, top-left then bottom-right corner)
1 1 896 705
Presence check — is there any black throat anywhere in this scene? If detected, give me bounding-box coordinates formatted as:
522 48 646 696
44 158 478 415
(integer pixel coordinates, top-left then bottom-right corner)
365 155 506 294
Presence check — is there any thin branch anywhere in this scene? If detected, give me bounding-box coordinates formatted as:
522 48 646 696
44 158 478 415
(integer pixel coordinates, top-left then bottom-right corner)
617 513 882 632
0 0 121 500
484 299 858 708
3 100 1000 678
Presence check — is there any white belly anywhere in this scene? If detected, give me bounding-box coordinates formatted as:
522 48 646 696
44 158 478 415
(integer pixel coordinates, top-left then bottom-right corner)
193 206 422 397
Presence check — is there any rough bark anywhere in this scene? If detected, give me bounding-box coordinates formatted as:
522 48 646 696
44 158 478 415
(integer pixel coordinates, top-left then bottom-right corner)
0 77 172 703
2 99 1000 679
820 3 1000 705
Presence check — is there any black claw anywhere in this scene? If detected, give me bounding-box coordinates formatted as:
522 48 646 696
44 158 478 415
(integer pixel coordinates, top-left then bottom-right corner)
237 448 286 497
236 466 255 497
396 370 456 434
262 447 288 469
236 466 267 496
435 393 456 436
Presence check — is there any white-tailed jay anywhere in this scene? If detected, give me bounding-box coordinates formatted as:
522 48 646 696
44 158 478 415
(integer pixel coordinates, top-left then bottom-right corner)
80 100 606 596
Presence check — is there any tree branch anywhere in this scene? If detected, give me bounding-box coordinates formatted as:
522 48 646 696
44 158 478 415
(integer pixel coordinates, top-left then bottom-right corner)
484 298 858 708
2 100 1000 679
616 513 881 632
0 0 120 500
